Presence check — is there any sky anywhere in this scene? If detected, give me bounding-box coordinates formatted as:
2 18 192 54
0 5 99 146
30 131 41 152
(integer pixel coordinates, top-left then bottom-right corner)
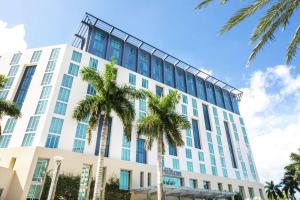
1 0 300 185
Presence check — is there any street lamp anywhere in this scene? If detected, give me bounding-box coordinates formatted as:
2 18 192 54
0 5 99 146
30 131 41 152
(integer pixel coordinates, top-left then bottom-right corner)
47 156 64 200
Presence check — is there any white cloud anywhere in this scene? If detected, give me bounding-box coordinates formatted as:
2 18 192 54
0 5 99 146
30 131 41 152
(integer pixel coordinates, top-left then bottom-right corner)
0 20 27 54
240 65 300 184
200 68 213 76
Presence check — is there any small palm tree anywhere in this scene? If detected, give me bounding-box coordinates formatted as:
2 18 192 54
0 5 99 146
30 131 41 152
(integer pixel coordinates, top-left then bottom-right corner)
73 59 143 200
136 90 190 200
264 180 283 200
0 74 21 134
281 168 300 200
287 149 300 181
196 0 300 64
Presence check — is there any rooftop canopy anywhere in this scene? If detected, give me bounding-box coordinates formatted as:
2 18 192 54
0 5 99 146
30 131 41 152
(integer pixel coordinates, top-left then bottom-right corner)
132 186 235 199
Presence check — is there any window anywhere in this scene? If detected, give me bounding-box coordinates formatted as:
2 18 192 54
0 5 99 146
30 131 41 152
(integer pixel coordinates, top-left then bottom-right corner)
26 116 40 132
163 176 182 187
172 159 180 170
186 149 192 159
138 50 150 77
218 183 223 191
45 61 56 72
40 86 52 99
187 161 193 172
0 135 11 148
129 73 136 86
58 87 70 102
228 184 233 192
175 67 186 92
45 134 60 148
202 104 212 131
136 138 147 164
22 133 35 146
71 51 82 63
203 181 210 190
181 104 187 116
164 62 174 87
41 73 53 85
231 94 240 114
49 48 60 60
259 188 265 200
215 86 225 108
4 77 14 89
155 86 163 97
10 53 22 65
196 78 206 100
30 50 42 63
205 82 216 104
198 152 204 162
3 118 17 134
119 170 130 190
68 63 79 76
35 100 48 114
200 164 206 174
49 117 64 134
212 166 218 176
54 102 67 115
14 66 36 109
151 57 163 82
89 57 98 70
186 73 196 96
73 139 85 153
192 119 201 149
224 121 237 168
182 94 188 104
239 186 245 199
140 172 144 187
235 170 241 180
192 99 198 117
141 78 148 89
87 85 96 95
121 135 131 161
89 30 107 58
107 37 123 65
169 143 177 156
189 179 197 189
139 99 147 119
186 137 192 147
223 91 233 111
147 173 151 186
8 65 19 76
61 74 73 88
124 43 137 71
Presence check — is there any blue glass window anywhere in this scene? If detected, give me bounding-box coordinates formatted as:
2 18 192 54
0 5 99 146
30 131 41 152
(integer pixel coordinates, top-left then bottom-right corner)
186 73 196 96
107 37 123 65
151 57 163 82
187 161 193 172
163 176 182 187
212 166 218 176
124 43 137 71
169 143 177 156
231 94 240 114
14 66 36 109
192 119 201 149
3 118 17 134
10 53 22 65
196 78 206 100
156 86 163 97
215 86 225 108
120 170 130 190
181 105 187 116
198 152 204 161
71 51 82 63
41 73 53 85
87 85 96 95
68 63 79 76
223 91 233 111
58 87 70 102
172 159 180 170
4 77 14 89
186 149 192 159
40 86 52 99
94 117 112 157
89 30 107 58
0 135 11 148
45 134 60 148
175 67 186 92
136 138 147 164
200 164 206 174
30 50 42 63
186 137 192 147
205 82 216 104
75 123 87 139
138 50 150 77
202 104 212 131
164 62 174 87
61 74 73 88
8 65 19 77
49 117 64 134
49 48 60 60
73 139 85 153
54 102 67 115
142 78 148 89
182 94 188 104
224 121 237 168
45 61 56 72
129 73 136 86
89 57 98 70
22 133 35 146
35 100 48 114
121 135 131 161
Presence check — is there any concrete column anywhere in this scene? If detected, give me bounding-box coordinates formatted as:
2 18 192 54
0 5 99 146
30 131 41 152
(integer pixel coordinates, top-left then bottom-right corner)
47 156 63 200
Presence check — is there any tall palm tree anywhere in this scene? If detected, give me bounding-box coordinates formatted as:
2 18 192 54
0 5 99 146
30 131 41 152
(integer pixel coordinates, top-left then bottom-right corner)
73 59 143 200
264 180 283 200
0 74 21 134
196 0 300 65
136 90 190 200
281 167 300 200
287 149 300 181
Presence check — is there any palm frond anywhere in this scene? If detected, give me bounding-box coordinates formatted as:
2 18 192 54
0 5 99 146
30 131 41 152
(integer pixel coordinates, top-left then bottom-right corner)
286 25 300 64
160 90 180 112
0 75 7 89
72 95 100 122
196 0 214 9
80 67 104 92
86 110 101 144
0 100 21 118
103 57 117 89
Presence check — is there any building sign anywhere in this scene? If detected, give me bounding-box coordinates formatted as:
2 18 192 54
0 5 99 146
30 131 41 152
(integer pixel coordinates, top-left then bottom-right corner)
163 167 182 177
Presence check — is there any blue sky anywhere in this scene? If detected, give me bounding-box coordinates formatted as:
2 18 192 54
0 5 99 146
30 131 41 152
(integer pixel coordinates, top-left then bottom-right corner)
1 0 300 184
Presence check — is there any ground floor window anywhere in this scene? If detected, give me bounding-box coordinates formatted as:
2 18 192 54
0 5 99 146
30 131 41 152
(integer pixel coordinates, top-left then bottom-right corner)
120 170 131 190
189 179 197 188
163 176 182 187
203 181 210 190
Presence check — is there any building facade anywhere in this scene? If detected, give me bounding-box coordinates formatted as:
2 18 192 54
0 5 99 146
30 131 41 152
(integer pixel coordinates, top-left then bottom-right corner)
0 13 265 200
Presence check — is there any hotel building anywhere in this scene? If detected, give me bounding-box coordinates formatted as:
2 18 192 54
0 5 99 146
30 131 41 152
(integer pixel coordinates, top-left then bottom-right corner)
0 13 265 200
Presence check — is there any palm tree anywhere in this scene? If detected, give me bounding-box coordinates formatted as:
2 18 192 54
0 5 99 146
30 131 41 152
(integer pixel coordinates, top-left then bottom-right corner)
196 0 300 64
264 180 283 200
136 90 190 200
281 167 300 200
0 74 21 134
73 59 143 200
287 149 300 181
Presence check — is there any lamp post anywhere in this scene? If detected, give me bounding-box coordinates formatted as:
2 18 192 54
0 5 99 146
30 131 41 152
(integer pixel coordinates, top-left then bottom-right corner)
47 156 63 200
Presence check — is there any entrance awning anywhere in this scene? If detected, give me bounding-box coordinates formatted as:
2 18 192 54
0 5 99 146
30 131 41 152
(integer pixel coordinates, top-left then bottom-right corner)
132 186 235 199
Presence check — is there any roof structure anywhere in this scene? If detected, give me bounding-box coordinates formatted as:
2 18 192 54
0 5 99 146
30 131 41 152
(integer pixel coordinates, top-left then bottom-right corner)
73 12 243 100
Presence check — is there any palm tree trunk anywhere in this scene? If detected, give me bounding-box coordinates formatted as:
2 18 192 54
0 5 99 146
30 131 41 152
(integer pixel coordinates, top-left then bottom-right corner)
92 117 109 200
157 136 164 200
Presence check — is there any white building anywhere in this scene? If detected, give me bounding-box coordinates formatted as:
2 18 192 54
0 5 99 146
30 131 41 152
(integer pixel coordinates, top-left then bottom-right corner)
0 13 265 200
